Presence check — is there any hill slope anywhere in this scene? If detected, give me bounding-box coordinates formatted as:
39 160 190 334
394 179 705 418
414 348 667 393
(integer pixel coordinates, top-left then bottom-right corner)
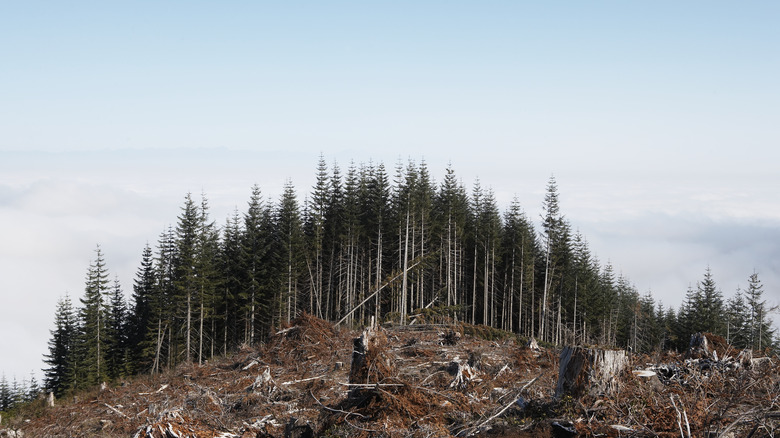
6 314 780 437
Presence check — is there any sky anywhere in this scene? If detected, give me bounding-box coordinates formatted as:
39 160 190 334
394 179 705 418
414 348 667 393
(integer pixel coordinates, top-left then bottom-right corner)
1 1 779 382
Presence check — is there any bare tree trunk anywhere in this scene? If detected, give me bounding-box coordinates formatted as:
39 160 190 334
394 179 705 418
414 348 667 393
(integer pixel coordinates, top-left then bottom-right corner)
401 209 410 325
483 244 489 325
539 243 550 341
447 214 452 307
491 247 496 327
152 319 162 375
472 246 477 325
186 289 191 364
509 247 515 333
375 228 382 318
198 296 204 365
530 268 535 340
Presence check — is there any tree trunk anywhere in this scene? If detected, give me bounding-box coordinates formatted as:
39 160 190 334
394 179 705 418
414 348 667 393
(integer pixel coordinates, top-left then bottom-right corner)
401 209 410 325
556 346 629 398
186 289 192 364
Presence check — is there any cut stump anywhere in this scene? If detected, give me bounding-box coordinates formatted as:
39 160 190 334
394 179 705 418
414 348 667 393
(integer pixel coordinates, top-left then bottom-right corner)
555 346 628 398
348 326 394 392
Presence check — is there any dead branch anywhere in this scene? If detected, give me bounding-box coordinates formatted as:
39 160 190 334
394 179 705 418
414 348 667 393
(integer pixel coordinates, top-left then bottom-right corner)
104 403 131 419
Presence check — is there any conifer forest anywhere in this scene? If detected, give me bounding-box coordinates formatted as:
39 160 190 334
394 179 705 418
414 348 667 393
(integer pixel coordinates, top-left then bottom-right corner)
22 158 775 404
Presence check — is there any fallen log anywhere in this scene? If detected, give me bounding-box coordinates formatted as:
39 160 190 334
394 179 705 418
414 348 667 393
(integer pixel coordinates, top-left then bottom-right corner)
555 346 628 398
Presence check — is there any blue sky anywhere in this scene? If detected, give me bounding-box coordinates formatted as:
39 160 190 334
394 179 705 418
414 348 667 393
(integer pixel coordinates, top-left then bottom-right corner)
2 2 779 380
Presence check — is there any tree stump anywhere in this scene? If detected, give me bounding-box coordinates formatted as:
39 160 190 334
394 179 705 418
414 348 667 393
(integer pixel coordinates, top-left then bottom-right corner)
687 332 713 360
348 326 393 386
525 337 540 351
555 346 628 398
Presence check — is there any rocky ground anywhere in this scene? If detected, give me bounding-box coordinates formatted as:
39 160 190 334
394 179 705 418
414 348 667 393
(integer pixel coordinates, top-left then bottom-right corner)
3 314 779 437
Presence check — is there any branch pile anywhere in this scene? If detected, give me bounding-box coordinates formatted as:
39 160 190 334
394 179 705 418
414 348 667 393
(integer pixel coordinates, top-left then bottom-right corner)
11 321 779 437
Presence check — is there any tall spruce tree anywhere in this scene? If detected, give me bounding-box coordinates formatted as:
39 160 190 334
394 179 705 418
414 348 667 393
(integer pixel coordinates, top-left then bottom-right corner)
195 193 220 363
726 288 748 347
306 156 330 318
151 226 177 374
105 277 127 380
242 185 272 343
43 294 77 397
744 271 775 351
219 209 243 352
274 180 305 325
128 244 155 374
539 175 562 342
77 245 112 388
434 164 470 320
175 193 200 364
697 266 725 336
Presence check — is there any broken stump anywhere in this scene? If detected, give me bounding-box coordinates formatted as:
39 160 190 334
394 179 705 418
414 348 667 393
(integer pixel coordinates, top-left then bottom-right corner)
348 326 394 389
525 337 540 351
555 346 628 398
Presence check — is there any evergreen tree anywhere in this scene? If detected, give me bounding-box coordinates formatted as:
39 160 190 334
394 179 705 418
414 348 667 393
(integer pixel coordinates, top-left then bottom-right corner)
571 231 599 345
477 187 502 327
43 294 77 397
675 285 701 350
726 288 748 348
242 185 273 343
362 162 391 319
434 164 470 321
26 373 40 403
219 209 243 352
0 374 11 412
105 277 127 380
273 180 305 325
150 226 177 374
127 244 155 374
306 156 330 318
500 198 537 336
195 193 221 363
696 266 725 336
175 193 200 364
77 245 112 388
539 175 563 342
744 271 775 351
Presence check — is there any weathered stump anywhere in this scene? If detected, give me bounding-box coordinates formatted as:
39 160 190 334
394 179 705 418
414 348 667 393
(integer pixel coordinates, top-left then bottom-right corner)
555 346 628 398
525 337 540 351
736 349 753 369
687 332 714 360
348 326 393 387
448 360 479 390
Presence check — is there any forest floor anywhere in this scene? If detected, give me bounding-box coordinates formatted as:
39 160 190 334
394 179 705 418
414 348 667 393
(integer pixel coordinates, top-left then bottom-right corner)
4 314 780 437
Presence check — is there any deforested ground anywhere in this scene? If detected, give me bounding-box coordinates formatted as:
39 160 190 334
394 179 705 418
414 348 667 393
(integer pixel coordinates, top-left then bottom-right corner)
5 314 779 437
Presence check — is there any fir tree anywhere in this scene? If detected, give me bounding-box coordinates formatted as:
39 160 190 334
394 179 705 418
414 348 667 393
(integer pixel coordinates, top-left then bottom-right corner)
105 276 127 380
697 266 725 336
195 193 221 363
726 288 748 348
744 271 775 351
219 209 243 353
242 185 272 343
0 374 11 412
127 244 155 374
175 193 200 364
273 180 305 325
43 294 77 397
77 245 112 388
